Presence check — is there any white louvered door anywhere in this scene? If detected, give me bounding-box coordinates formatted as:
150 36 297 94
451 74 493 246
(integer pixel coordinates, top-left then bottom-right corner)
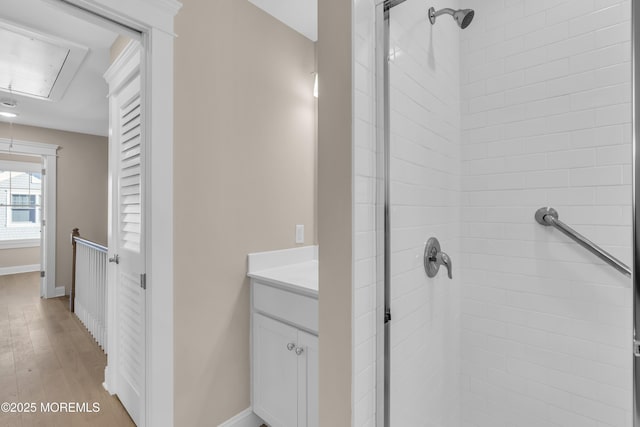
110 66 145 425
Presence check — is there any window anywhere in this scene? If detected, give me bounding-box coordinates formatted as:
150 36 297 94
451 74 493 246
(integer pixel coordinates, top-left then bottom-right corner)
11 193 38 224
0 165 42 245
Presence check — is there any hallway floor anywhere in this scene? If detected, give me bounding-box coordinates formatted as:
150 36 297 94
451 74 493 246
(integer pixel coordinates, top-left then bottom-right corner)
0 272 135 427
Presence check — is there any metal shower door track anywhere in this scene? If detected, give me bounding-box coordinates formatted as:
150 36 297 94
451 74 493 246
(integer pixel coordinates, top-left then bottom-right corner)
632 1 640 424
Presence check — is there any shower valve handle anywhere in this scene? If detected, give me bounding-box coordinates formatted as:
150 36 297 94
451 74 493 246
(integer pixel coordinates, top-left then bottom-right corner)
437 252 452 279
424 237 453 279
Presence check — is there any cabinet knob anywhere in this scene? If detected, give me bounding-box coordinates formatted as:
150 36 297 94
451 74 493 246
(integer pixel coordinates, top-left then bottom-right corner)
287 342 296 351
295 347 304 356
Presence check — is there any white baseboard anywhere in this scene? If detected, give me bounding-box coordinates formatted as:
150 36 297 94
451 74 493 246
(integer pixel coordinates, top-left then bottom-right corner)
0 264 40 276
218 408 265 427
55 286 66 297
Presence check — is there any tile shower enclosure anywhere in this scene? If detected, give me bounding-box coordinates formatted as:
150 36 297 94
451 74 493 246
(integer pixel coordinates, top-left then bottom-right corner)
353 0 633 426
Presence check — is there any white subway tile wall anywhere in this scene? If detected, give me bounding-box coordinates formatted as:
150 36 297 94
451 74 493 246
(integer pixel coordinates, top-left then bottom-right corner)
460 1 632 427
354 0 632 426
387 0 462 425
353 0 378 425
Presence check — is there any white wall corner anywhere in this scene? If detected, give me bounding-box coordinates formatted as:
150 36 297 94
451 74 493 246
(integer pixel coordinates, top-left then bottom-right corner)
217 408 265 427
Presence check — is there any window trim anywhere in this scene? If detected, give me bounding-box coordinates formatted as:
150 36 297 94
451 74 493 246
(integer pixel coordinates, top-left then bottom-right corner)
0 238 39 250
0 160 41 173
0 139 58 299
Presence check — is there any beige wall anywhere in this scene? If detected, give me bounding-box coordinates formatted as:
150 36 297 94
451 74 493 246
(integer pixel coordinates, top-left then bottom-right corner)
0 247 39 269
0 153 41 270
110 35 132 64
317 0 353 424
174 0 317 425
0 123 108 292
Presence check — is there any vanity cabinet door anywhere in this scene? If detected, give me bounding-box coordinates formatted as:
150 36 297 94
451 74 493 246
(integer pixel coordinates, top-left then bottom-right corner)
297 331 318 427
253 313 299 427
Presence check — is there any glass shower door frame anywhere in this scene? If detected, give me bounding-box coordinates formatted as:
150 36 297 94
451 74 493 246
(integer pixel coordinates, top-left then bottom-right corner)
632 1 640 425
374 2 391 426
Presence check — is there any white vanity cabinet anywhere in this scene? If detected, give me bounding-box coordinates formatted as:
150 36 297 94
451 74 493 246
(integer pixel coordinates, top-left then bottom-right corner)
252 312 318 427
248 246 319 427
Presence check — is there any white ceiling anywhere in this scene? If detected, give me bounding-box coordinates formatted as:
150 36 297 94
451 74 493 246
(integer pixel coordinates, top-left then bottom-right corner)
0 0 315 138
249 0 317 41
0 0 120 137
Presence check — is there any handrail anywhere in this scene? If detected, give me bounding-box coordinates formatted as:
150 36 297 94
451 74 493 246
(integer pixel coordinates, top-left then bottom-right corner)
534 207 631 278
73 235 108 253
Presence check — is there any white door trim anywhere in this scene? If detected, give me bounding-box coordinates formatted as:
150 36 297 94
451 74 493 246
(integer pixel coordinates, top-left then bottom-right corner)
48 1 181 426
42 153 58 298
0 139 59 299
0 139 59 156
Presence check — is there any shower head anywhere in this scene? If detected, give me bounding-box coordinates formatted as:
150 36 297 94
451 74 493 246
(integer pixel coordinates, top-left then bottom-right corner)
428 7 475 29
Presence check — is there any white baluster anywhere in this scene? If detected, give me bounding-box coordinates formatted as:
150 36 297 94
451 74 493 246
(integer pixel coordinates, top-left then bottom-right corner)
72 240 108 352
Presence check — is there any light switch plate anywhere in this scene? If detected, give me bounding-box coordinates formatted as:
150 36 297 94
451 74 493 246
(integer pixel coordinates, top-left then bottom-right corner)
295 224 304 244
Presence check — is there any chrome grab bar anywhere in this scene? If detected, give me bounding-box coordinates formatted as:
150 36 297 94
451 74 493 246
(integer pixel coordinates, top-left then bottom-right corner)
534 207 631 278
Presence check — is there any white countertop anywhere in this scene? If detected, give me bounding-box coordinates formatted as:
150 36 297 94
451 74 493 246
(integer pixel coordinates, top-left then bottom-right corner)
247 246 318 298
248 260 318 297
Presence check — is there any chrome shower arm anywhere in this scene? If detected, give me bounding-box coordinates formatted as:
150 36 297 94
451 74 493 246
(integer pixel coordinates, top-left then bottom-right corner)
429 7 454 24
432 7 455 18
428 7 474 28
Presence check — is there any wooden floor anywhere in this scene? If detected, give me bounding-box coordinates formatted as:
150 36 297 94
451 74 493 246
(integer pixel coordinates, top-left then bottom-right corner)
0 272 135 427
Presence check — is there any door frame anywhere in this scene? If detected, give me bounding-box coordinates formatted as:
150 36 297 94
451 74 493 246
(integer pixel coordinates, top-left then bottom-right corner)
45 1 181 426
0 139 58 298
633 1 640 425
